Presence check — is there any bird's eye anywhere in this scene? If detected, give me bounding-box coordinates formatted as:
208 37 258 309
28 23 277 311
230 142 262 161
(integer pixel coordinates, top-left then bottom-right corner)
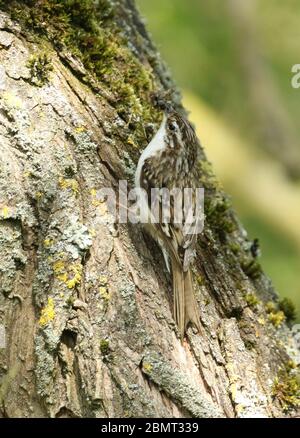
168 122 176 131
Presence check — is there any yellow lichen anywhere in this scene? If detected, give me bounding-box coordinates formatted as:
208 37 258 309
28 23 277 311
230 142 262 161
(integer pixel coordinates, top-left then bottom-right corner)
127 136 138 148
74 126 87 133
39 297 55 326
3 91 23 109
229 383 237 401
57 272 68 283
66 263 83 289
43 238 53 248
98 275 110 301
89 228 96 237
53 259 82 289
59 177 79 195
67 278 78 289
99 275 108 285
1 206 9 219
99 286 110 301
142 362 153 374
235 404 245 415
90 188 108 212
53 260 65 274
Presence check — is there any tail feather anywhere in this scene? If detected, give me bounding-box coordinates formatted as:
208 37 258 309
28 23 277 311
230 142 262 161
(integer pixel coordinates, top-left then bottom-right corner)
184 269 201 332
172 261 200 340
173 264 185 339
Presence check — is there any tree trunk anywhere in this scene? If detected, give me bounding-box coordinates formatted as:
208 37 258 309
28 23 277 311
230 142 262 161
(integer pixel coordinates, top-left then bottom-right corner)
0 1 299 418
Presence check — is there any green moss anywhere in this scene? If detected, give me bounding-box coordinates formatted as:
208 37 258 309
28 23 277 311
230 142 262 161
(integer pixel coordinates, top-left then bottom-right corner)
278 297 297 324
229 242 241 255
205 193 236 237
100 339 110 357
199 163 236 241
66 296 75 307
243 339 256 351
265 301 277 314
272 362 300 412
26 52 53 87
241 257 262 280
199 160 220 190
265 300 287 328
268 310 285 328
195 273 204 287
3 0 160 147
244 293 260 309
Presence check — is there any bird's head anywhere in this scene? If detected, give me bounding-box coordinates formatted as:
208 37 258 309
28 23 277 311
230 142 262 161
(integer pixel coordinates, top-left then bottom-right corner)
164 110 197 149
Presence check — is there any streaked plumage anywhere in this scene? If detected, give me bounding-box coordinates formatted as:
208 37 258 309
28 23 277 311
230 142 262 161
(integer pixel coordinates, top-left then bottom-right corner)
135 108 201 339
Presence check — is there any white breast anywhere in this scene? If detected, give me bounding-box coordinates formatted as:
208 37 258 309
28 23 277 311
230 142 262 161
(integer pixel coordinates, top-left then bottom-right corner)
135 114 167 188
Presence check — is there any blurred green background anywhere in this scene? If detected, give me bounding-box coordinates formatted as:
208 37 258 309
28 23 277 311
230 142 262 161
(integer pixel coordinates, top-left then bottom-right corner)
137 0 300 321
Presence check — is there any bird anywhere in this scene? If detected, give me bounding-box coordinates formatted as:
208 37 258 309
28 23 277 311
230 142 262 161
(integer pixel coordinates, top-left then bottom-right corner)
135 104 202 339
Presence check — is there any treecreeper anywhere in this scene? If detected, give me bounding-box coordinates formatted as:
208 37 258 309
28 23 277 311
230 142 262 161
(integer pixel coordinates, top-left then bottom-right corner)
135 104 203 339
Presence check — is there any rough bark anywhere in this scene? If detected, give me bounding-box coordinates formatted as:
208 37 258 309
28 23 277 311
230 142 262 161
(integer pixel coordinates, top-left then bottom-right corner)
0 1 299 418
